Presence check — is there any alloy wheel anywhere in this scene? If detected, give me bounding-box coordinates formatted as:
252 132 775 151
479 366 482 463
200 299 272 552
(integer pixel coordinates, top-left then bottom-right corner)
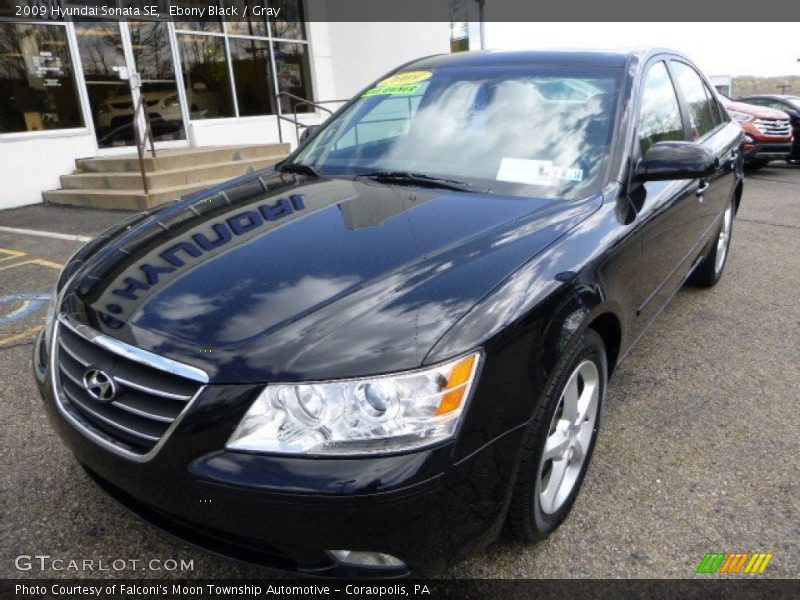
715 205 733 275
537 359 600 515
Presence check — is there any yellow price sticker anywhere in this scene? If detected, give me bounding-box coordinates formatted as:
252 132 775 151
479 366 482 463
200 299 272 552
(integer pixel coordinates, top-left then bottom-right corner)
376 70 433 87
362 84 421 97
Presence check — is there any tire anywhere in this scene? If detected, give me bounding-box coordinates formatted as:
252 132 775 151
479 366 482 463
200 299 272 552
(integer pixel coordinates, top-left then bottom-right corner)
507 329 607 542
690 198 734 288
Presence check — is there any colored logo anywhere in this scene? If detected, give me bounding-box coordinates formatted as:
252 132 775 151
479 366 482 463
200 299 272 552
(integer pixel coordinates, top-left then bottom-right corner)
82 368 117 403
696 552 773 574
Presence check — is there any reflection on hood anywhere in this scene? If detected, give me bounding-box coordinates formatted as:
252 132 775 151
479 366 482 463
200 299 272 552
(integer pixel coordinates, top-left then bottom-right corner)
61 170 599 382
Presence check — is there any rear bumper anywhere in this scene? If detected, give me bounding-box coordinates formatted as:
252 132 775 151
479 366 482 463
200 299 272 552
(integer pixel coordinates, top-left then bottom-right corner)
35 333 524 577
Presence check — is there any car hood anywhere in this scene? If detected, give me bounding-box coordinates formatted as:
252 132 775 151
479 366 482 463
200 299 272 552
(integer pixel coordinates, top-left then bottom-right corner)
725 100 789 120
61 172 600 383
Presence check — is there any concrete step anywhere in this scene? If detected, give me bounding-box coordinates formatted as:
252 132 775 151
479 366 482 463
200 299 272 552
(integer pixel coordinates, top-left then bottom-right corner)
43 179 230 211
76 144 290 173
60 156 283 190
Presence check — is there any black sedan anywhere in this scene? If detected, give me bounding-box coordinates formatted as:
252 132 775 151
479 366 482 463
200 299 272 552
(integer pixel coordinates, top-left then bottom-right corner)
34 49 743 577
736 94 800 163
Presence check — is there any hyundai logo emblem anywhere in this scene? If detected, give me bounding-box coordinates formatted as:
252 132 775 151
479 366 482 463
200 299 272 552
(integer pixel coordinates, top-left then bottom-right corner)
82 368 116 403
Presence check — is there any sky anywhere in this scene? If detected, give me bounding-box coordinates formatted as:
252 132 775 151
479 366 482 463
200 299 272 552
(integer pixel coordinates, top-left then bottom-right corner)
483 23 800 78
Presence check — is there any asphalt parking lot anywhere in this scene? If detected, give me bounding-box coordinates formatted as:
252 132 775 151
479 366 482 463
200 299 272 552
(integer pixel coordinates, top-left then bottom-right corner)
0 166 798 580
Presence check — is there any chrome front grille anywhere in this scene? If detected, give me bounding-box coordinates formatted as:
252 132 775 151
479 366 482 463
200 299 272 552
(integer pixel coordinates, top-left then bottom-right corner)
753 119 791 137
53 317 205 458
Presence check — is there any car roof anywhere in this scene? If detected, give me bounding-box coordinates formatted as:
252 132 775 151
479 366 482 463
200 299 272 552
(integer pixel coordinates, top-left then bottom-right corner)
406 48 686 71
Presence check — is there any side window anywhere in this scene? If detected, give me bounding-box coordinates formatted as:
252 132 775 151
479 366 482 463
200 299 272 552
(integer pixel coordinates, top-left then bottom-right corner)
671 62 718 139
710 94 728 123
638 61 685 154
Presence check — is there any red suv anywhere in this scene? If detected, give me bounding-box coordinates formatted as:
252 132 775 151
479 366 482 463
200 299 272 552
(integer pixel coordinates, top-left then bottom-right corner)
719 95 792 169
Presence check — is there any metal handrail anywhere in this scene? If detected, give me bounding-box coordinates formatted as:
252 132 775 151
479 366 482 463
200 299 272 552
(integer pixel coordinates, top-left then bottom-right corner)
276 114 306 145
277 90 342 114
275 91 349 144
133 93 157 194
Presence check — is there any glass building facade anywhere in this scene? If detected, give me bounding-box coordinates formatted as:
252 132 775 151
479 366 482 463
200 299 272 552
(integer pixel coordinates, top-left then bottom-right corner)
0 1 313 147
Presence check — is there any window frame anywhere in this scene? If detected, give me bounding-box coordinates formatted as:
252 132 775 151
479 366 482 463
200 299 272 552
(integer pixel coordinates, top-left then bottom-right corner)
667 59 729 142
632 59 689 158
175 30 238 120
173 2 313 122
0 19 92 140
623 54 693 202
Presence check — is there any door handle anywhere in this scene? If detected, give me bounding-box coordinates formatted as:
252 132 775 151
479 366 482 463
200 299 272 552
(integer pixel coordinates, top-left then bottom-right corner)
695 181 710 200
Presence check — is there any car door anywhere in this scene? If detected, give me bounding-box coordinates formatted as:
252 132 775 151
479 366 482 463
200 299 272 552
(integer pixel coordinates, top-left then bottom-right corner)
668 60 740 243
632 59 703 325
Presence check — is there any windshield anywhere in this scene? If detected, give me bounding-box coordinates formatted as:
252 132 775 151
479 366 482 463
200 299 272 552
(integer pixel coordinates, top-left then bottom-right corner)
293 65 623 199
785 97 800 111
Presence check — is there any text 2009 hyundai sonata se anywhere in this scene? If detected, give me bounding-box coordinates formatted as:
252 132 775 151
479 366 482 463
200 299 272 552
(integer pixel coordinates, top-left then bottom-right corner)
35 49 743 577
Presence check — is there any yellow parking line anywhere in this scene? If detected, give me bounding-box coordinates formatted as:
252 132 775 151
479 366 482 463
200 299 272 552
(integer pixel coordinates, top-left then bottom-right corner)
0 325 42 348
0 258 63 271
0 248 26 262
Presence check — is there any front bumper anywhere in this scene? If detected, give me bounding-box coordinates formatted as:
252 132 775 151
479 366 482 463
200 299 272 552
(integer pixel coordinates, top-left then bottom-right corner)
742 140 792 162
34 330 524 577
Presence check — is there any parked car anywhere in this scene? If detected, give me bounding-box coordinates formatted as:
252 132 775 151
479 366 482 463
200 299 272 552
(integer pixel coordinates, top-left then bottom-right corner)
719 95 792 169
35 49 743 578
95 85 179 130
735 94 800 164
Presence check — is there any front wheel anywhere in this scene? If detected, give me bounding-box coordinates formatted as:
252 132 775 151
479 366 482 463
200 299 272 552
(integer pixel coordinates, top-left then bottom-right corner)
507 329 607 542
690 199 734 287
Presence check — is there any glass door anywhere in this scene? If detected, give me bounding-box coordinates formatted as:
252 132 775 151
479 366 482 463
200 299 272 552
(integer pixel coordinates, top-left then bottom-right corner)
126 21 186 146
74 21 130 147
75 21 186 149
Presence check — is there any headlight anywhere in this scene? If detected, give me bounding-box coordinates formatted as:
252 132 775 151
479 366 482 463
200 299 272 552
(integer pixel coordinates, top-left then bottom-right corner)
226 352 482 455
729 110 753 123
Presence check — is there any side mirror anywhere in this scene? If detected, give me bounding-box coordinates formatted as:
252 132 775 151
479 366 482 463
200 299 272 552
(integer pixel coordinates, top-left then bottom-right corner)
635 141 716 182
299 124 320 142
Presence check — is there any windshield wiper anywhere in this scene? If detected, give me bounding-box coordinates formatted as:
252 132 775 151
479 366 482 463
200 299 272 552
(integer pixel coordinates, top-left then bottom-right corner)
277 162 322 178
355 171 489 193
